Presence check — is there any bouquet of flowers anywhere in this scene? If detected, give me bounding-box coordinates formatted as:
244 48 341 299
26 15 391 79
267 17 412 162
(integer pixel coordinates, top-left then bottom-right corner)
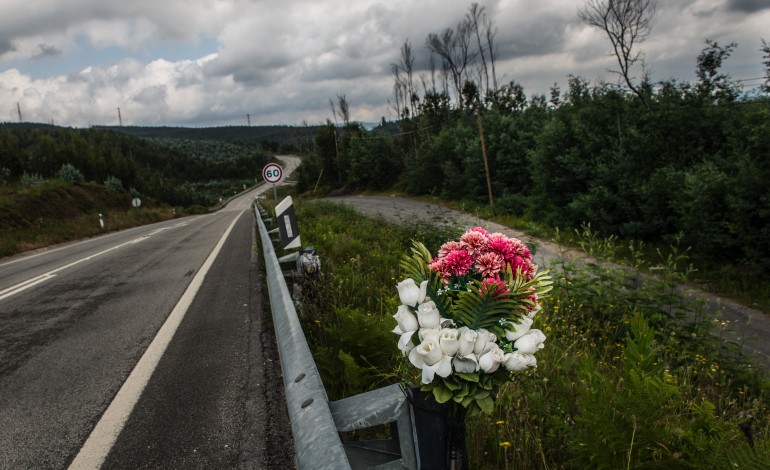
393 227 552 415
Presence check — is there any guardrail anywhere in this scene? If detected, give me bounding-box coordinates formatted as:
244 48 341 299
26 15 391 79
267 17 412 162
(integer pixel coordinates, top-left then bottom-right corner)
255 204 417 470
255 205 351 468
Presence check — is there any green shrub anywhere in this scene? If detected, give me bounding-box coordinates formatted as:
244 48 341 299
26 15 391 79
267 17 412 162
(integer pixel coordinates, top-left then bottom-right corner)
58 163 84 183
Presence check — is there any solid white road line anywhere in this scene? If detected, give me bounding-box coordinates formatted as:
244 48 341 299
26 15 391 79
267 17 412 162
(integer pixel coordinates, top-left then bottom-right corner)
68 212 243 470
0 237 151 302
0 218 200 302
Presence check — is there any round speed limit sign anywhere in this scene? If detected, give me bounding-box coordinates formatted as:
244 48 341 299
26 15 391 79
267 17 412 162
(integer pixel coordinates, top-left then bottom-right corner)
262 163 283 184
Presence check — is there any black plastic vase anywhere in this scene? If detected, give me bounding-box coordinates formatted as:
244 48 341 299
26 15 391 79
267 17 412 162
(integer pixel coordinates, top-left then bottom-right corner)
407 386 469 470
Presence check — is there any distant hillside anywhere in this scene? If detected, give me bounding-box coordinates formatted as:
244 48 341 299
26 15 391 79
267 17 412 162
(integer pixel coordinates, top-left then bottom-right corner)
0 180 176 257
95 124 319 147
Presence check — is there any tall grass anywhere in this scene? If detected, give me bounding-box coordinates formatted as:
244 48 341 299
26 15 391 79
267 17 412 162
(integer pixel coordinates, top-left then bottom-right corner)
0 208 178 257
286 199 770 468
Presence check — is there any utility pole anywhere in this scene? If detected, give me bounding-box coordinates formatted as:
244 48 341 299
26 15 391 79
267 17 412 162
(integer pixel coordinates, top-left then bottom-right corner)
476 101 494 210
117 107 123 126
17 103 22 123
247 114 251 126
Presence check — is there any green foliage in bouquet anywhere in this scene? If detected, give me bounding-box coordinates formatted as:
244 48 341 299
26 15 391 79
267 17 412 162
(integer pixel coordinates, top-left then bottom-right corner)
399 240 553 337
394 234 553 416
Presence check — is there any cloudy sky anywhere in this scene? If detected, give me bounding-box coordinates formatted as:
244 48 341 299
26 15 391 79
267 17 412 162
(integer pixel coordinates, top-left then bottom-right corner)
1 0 768 128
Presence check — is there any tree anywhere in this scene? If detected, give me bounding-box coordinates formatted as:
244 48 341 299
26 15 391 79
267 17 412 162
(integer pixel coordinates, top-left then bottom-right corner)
398 39 418 118
579 0 656 110
761 39 770 94
337 94 350 126
695 39 739 103
467 3 490 94
426 17 478 107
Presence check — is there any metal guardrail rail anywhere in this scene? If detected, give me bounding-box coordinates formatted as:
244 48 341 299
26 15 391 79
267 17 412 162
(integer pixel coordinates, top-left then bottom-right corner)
255 204 418 469
255 206 352 469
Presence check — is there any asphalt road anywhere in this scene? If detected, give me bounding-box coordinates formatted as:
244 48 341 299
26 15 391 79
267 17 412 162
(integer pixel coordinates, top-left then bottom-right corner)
328 195 770 369
0 156 298 469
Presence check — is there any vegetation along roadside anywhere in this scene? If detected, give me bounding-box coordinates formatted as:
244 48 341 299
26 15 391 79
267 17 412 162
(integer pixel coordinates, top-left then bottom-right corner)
287 198 770 469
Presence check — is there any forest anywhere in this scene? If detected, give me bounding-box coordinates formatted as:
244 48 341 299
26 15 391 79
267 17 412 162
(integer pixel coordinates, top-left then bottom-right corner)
0 124 274 208
297 2 770 294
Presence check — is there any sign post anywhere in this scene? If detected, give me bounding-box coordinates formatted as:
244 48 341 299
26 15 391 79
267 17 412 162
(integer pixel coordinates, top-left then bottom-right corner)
262 163 284 202
275 196 301 249
132 197 141 214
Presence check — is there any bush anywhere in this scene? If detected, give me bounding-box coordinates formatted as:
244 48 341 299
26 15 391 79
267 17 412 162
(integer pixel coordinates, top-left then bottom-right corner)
21 172 44 186
58 163 85 183
103 175 124 192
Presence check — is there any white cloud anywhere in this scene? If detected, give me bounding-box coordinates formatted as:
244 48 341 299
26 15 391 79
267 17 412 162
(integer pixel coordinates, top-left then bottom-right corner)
1 0 769 127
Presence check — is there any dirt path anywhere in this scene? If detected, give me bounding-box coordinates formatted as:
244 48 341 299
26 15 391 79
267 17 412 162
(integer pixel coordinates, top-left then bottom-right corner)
327 195 770 369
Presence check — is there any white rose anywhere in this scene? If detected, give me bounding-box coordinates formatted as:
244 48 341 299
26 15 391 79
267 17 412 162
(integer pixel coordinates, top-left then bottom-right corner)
473 328 497 356
479 345 506 373
503 351 538 371
514 329 546 354
418 327 441 342
416 300 441 329
504 316 533 341
393 305 419 334
397 330 416 354
408 338 453 384
439 328 460 357
452 353 479 373
397 278 428 307
409 339 443 366
457 327 478 357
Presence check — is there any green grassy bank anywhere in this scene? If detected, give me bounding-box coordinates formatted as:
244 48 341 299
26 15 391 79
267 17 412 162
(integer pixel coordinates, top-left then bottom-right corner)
284 198 770 469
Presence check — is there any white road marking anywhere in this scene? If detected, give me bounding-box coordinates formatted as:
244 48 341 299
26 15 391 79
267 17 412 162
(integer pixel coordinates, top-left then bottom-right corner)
0 237 149 302
0 273 57 300
0 219 197 302
68 212 242 470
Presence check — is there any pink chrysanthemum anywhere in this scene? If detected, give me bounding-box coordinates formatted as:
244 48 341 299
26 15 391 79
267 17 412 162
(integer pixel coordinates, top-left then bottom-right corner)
428 257 449 279
509 238 531 259
488 237 515 262
475 251 505 279
460 230 488 255
509 256 537 281
438 241 463 258
468 226 489 236
443 249 474 276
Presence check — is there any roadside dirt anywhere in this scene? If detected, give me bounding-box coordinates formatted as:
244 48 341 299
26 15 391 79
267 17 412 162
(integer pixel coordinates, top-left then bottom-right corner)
328 195 770 370
240 223 296 469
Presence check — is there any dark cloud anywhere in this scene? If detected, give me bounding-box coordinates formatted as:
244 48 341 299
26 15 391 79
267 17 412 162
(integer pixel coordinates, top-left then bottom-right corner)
725 0 770 13
0 38 17 56
32 44 62 60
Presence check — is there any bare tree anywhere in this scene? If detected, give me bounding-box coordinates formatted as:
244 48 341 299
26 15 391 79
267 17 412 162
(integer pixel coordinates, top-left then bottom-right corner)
579 0 656 110
761 39 770 94
337 94 350 126
426 18 478 107
467 3 490 94
329 98 338 126
390 63 408 119
398 39 418 118
484 15 499 92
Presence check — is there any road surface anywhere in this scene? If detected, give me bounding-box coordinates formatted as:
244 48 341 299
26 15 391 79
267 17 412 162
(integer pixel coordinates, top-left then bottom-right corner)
0 156 299 469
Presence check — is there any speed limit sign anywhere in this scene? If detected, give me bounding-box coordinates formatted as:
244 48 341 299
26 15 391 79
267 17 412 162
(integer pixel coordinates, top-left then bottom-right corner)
262 163 283 184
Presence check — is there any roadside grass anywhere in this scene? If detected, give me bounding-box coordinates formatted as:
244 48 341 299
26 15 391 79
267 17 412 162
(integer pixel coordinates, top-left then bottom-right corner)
0 208 177 257
0 179 208 259
287 197 770 469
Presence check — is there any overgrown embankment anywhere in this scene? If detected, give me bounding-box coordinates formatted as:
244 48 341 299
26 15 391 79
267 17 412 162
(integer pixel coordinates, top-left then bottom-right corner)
0 180 176 258
289 198 770 469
